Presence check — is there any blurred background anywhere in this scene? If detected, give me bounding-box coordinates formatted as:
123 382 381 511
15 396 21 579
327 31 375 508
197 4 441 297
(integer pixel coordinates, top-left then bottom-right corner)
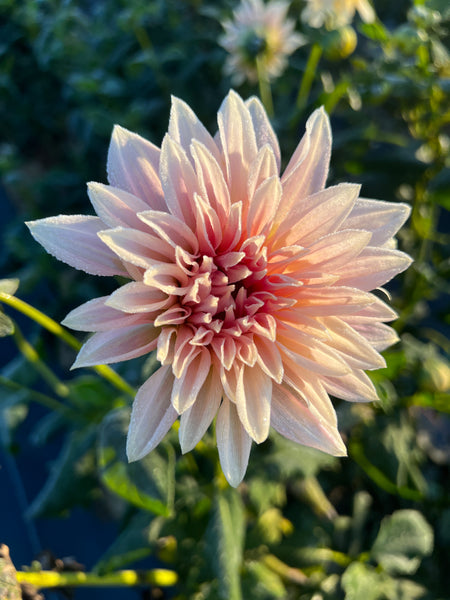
0 0 449 599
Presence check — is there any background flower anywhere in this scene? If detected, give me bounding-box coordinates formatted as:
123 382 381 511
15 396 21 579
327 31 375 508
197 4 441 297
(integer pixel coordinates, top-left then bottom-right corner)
302 0 376 29
220 0 305 84
27 91 411 487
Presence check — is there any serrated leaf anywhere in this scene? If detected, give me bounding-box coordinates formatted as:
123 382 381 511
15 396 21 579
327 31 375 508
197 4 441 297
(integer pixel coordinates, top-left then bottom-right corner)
371 510 433 575
28 426 98 518
206 486 245 600
97 408 172 517
0 278 19 295
94 511 165 574
0 312 14 337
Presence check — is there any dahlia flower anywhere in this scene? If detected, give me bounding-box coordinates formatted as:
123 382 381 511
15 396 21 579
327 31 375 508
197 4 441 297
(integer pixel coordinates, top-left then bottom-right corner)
27 91 411 487
302 0 376 29
220 0 304 84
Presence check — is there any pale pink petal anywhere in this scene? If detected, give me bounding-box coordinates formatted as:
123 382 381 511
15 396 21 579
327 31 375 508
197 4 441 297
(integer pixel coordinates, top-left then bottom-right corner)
171 349 211 414
282 368 338 426
279 107 331 218
159 134 199 229
179 368 223 453
106 282 172 314
126 366 178 462
72 324 159 368
137 210 199 254
245 96 281 170
348 322 399 351
322 370 380 402
247 175 282 237
292 286 374 316
297 229 372 272
26 216 129 277
320 316 387 370
235 364 272 443
271 385 347 455
98 227 174 268
216 397 252 487
190 140 231 223
273 184 360 248
87 183 150 230
168 95 222 164
247 144 279 201
254 335 284 383
278 335 350 377
217 90 258 202
62 296 148 331
343 199 411 247
341 295 398 323
107 125 166 211
336 247 413 290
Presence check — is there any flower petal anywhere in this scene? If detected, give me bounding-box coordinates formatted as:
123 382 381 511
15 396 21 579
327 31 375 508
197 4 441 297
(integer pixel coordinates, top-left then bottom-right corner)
126 365 178 462
26 215 128 276
179 368 223 453
216 397 252 487
336 247 413 290
87 183 150 230
62 296 148 331
245 96 281 170
271 384 347 455
236 364 272 443
98 226 174 268
107 125 166 211
279 107 332 218
343 199 411 247
171 348 212 414
217 90 258 202
72 324 158 368
106 282 172 314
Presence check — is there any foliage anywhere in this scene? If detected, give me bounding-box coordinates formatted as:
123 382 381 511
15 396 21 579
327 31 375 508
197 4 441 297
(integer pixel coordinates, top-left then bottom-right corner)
0 0 449 598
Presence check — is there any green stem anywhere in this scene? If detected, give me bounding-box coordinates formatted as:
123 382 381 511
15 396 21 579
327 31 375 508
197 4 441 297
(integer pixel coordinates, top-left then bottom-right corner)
0 375 78 418
261 554 307 585
12 324 71 399
256 57 274 117
290 476 337 521
0 293 135 397
16 569 177 589
296 43 322 111
294 547 353 568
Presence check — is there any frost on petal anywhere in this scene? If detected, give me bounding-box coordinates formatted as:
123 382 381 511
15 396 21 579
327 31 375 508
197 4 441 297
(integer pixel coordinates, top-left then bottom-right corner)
343 199 411 247
216 397 253 487
179 368 223 453
72 324 159 368
335 247 413 291
279 107 332 219
236 364 272 443
169 96 222 164
245 96 281 171
271 385 347 456
273 183 360 248
62 296 148 331
26 215 129 277
107 125 166 211
98 227 174 268
171 349 212 414
87 183 150 231
217 90 258 202
126 366 178 462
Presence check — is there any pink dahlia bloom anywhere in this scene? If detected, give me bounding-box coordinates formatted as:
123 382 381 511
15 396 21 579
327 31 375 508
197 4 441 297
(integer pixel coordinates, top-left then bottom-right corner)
27 91 412 486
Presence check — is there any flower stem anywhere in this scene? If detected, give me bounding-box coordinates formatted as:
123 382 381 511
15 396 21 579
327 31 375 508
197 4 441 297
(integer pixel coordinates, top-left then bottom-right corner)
16 569 178 589
0 292 135 397
256 57 274 117
261 554 307 585
0 375 78 418
296 43 322 111
290 476 337 521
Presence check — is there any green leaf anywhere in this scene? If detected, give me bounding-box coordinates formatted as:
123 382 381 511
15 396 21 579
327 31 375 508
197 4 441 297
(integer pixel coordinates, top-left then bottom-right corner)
206 486 245 600
28 426 98 518
0 312 14 337
242 560 286 600
94 511 165 574
341 563 389 600
371 510 434 575
0 278 19 295
97 407 172 517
